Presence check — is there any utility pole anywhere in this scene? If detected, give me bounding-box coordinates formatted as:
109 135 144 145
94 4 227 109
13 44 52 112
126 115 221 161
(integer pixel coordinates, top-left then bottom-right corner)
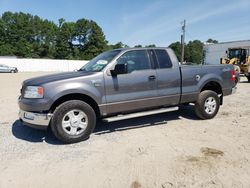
181 20 186 64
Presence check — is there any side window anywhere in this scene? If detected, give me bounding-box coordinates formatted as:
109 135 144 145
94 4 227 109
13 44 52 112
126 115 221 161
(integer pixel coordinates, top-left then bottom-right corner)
117 50 150 73
155 49 172 68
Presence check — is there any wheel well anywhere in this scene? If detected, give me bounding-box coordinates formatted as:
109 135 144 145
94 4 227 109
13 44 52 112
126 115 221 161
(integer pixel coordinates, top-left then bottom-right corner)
201 81 223 105
50 94 100 117
201 81 222 95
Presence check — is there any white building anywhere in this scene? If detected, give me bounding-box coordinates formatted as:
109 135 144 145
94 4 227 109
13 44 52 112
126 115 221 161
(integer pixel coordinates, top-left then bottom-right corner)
204 40 250 65
0 58 88 72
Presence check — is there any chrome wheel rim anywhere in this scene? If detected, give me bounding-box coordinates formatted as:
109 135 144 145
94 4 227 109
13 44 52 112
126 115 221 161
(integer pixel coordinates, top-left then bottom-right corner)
62 109 88 136
204 97 217 114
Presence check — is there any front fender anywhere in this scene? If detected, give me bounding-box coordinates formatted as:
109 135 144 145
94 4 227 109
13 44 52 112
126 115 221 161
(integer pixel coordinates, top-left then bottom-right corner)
44 76 106 107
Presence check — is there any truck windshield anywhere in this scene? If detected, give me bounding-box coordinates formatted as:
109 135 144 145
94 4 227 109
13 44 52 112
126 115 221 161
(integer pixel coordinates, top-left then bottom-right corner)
79 50 121 72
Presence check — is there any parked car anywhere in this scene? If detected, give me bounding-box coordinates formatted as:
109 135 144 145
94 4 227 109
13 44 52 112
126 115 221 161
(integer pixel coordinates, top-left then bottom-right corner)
18 48 236 143
0 64 18 73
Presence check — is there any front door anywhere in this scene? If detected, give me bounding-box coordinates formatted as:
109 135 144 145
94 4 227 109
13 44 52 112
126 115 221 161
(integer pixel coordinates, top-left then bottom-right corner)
104 50 158 115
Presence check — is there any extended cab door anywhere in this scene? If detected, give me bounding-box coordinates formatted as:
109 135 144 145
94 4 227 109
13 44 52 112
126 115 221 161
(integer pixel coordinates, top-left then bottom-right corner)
103 50 158 115
149 49 181 106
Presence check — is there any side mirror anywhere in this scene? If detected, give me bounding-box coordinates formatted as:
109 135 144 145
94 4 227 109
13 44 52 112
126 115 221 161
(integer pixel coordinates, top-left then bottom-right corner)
111 63 128 76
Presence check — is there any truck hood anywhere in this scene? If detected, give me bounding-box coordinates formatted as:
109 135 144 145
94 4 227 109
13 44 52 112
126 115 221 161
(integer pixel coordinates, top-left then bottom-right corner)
23 71 96 86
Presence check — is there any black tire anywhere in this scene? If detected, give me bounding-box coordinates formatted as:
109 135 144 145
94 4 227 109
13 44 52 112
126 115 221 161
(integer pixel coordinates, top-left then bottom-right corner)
11 70 15 73
248 76 250 83
51 100 96 144
194 90 220 120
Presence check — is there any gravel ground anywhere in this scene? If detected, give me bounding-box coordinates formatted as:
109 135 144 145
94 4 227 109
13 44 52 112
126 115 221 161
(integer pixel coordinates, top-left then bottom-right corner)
0 72 250 188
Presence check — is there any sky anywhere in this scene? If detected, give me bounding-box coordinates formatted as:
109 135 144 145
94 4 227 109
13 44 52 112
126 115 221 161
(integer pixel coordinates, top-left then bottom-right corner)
0 0 250 47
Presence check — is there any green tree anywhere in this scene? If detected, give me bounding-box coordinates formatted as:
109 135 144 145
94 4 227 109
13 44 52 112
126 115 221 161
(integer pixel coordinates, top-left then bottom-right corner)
206 38 218 44
145 44 156 47
79 20 108 59
0 12 109 59
169 40 203 64
108 42 128 49
55 21 75 59
185 40 203 64
168 42 182 61
0 12 57 58
134 44 142 48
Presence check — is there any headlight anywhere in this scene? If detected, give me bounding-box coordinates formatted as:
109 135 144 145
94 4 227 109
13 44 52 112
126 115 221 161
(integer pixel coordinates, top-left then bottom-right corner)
24 86 44 99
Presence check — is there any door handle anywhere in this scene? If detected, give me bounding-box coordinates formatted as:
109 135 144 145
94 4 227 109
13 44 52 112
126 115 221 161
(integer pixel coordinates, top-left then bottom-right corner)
148 75 156 80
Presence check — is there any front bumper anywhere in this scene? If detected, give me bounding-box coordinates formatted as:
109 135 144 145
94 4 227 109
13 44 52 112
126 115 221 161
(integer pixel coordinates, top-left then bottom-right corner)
19 110 52 130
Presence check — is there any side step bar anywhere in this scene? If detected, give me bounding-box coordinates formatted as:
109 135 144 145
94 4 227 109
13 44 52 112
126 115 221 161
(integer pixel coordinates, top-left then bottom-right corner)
103 106 179 122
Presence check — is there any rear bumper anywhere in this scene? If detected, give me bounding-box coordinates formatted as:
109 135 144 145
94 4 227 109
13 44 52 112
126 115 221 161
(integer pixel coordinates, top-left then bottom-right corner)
19 110 52 130
223 86 237 96
232 86 237 94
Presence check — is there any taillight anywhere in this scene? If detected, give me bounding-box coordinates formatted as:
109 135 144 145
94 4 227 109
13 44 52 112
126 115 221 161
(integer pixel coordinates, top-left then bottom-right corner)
231 70 236 81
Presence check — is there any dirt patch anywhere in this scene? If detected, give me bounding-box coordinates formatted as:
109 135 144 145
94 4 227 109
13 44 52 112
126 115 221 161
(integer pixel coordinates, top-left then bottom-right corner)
161 182 174 188
131 181 141 188
200 147 224 158
185 147 224 168
221 111 230 116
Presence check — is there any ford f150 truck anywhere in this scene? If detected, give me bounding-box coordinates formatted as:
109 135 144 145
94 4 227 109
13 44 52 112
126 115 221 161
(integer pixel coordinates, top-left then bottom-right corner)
18 48 236 143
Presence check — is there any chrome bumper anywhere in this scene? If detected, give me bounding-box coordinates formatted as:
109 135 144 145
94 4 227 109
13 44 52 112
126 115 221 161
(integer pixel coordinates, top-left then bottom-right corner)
19 110 52 129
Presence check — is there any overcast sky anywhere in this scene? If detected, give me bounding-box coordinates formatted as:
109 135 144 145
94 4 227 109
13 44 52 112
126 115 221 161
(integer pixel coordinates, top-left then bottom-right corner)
0 0 250 46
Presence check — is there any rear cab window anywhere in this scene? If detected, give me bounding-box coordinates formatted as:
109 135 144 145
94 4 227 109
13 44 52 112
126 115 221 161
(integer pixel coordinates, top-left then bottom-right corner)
154 49 173 69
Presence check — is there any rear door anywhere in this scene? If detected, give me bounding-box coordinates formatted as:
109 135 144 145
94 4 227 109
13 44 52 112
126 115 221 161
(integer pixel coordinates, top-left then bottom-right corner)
104 50 158 114
149 49 181 106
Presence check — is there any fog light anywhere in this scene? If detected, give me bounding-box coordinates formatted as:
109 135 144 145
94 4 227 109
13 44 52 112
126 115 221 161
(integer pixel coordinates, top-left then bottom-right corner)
24 112 35 120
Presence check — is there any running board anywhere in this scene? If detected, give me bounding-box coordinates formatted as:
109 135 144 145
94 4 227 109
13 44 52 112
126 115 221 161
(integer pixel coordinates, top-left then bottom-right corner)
103 106 179 122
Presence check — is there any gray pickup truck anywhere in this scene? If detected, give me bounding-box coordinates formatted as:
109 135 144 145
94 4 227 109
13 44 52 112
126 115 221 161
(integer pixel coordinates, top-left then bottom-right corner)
18 48 236 143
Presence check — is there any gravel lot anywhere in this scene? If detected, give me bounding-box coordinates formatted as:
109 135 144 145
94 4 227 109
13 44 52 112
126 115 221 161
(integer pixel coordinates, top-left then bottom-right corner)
0 72 250 188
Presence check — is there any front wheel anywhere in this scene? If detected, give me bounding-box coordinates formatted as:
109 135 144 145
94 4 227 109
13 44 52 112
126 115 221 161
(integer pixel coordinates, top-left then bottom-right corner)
194 90 220 120
51 100 96 143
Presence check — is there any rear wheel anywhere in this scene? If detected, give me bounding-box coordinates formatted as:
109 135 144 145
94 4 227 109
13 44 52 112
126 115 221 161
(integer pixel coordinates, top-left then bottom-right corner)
247 75 250 83
51 100 96 143
194 90 220 119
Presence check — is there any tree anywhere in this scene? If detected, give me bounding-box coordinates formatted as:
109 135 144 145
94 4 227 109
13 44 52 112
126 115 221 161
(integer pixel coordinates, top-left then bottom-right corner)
145 44 156 47
185 40 203 64
134 44 142 48
206 38 218 44
0 12 57 58
108 42 128 49
169 40 203 64
76 19 108 59
0 11 162 60
55 21 75 59
168 42 182 61
0 11 109 60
